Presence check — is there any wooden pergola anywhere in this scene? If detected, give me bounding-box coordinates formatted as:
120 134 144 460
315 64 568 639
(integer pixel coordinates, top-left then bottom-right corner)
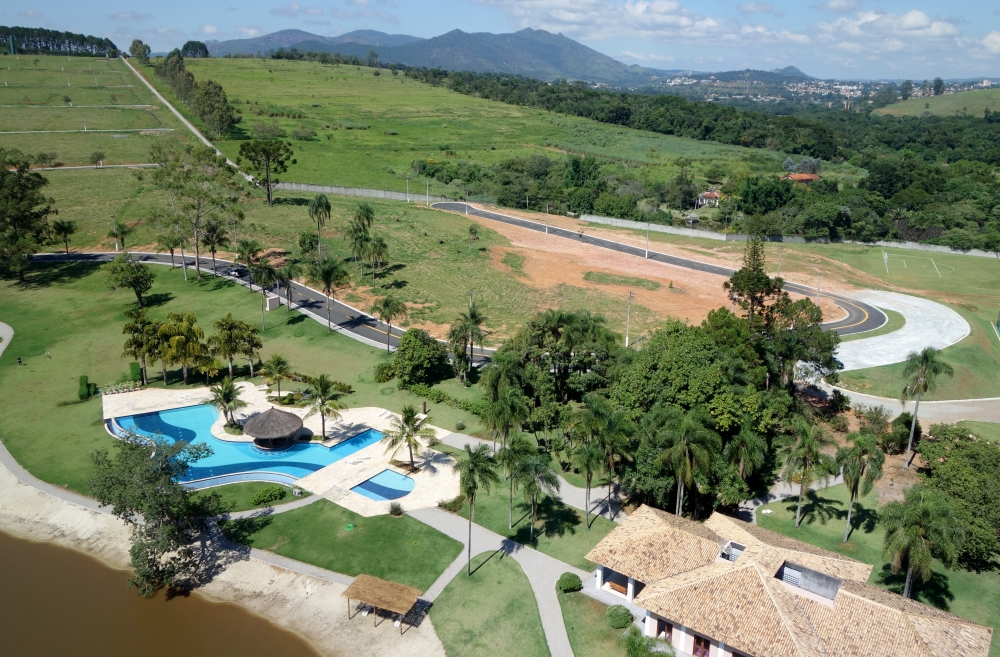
343 574 422 635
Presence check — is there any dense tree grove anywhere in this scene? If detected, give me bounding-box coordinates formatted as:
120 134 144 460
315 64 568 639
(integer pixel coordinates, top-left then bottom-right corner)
0 26 119 56
154 51 239 137
0 148 55 282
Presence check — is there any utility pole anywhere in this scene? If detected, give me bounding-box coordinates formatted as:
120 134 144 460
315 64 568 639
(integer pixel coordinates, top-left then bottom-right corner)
777 245 784 275
526 193 529 210
816 272 825 300
467 290 474 309
406 176 409 202
110 216 119 252
426 181 429 207
625 291 635 347
645 220 651 259
465 189 468 215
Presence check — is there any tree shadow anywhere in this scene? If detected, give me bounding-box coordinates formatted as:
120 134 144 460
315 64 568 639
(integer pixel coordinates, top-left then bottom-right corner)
20 261 101 288
784 491 843 526
285 314 307 325
508 496 581 545
218 511 273 545
383 279 409 290
875 564 955 611
143 292 174 307
273 196 310 206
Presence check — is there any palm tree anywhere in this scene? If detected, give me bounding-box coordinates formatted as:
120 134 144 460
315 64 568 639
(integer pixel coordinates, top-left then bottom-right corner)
307 193 331 262
260 353 292 397
346 219 370 277
241 325 263 378
354 201 375 232
208 313 254 378
275 262 301 310
236 239 263 292
515 454 560 542
155 232 182 268
371 295 407 354
901 347 954 467
447 318 471 382
483 385 529 453
659 407 719 517
572 440 605 529
723 425 766 480
836 431 885 543
122 307 155 385
108 220 135 252
496 433 534 529
159 311 205 385
778 418 836 528
383 404 435 469
617 626 662 657
452 443 500 576
365 235 388 288
305 374 347 440
580 394 635 515
252 259 278 330
310 260 350 333
881 485 964 599
52 219 77 255
200 219 230 276
196 356 223 384
459 300 487 363
207 376 246 425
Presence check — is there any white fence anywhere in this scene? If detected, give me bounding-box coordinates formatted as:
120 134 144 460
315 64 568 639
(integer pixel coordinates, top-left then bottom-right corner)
276 182 451 203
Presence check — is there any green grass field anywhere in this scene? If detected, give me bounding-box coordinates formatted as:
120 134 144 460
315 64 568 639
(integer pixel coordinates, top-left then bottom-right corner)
221 499 462 591
839 308 905 342
874 87 1000 118
559 590 625 657
957 421 1000 443
429 551 550 657
193 482 310 513
757 484 999 655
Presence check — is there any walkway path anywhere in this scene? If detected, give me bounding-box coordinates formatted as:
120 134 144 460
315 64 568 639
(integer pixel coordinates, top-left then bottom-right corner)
814 382 1000 424
0 322 12 362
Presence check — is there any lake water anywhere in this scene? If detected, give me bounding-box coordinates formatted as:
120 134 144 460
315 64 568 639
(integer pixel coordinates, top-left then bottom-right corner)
0 530 322 657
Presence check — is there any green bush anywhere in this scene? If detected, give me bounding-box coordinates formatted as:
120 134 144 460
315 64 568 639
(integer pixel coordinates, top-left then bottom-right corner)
389 501 404 517
606 604 633 629
77 375 94 401
128 362 143 383
373 361 395 383
393 329 448 386
455 421 466 431
404 383 489 416
250 485 287 506
830 415 849 433
557 572 582 593
438 494 466 513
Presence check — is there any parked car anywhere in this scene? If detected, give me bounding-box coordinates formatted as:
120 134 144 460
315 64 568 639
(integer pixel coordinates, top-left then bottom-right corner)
225 267 248 278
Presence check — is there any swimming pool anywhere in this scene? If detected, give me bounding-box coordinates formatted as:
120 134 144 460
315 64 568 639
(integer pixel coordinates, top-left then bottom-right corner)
351 469 415 501
114 405 384 485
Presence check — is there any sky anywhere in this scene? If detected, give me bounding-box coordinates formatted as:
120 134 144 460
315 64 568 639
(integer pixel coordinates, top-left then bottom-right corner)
5 0 1000 80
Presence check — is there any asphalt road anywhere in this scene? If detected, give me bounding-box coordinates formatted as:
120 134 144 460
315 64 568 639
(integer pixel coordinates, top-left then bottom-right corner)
433 202 885 336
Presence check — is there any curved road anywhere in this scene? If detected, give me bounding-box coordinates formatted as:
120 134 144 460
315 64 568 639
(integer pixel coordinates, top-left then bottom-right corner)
433 202 886 336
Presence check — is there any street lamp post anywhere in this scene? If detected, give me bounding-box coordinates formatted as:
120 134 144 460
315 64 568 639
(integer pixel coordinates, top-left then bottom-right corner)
777 245 784 275
625 290 635 347
816 272 825 300
645 220 651 259
406 176 409 202
426 181 429 207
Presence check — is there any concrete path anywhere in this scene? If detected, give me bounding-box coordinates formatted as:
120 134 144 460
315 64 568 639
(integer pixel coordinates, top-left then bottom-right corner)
738 473 846 524
0 321 12 362
814 383 1000 424
409 506 588 657
836 291 969 371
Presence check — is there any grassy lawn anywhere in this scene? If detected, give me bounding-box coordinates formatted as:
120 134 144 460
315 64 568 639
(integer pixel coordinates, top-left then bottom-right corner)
0 262 485 494
839 307 905 342
559 590 624 657
429 551 550 657
221 499 461 591
875 87 1000 118
957 421 1000 443
757 484 1000 656
193 482 310 513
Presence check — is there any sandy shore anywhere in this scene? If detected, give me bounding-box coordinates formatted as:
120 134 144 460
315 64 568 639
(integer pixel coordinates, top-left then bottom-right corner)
0 450 446 657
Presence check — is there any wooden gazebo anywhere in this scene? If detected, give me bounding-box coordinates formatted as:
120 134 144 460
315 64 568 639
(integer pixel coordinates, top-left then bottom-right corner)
343 574 422 634
242 407 303 449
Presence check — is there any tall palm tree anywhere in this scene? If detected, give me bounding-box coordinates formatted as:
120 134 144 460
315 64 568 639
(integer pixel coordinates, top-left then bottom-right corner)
200 219 230 276
617 626 661 657
240 324 263 378
108 220 135 252
252 259 278 330
483 385 529 453
723 425 766 480
901 347 954 467
305 374 347 440
580 393 635 515
382 404 435 469
52 219 77 255
310 260 351 333
459 300 487 363
496 433 534 529
836 431 885 543
572 440 605 529
208 313 253 378
307 193 331 262
881 485 964 599
159 311 205 385
122 307 155 385
275 262 301 310
371 295 407 354
354 201 375 232
236 239 263 292
452 443 500 576
778 418 836 528
364 235 388 288
155 232 182 268
207 376 246 425
260 353 292 397
346 220 370 277
659 407 719 517
515 454 560 542
447 318 471 382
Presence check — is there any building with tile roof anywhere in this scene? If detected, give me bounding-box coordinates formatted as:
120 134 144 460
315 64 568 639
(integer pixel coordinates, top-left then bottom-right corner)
584 505 992 657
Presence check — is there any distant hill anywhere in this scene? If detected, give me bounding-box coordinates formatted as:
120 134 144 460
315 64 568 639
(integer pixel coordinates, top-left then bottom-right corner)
874 87 1000 118
688 68 814 83
205 29 423 56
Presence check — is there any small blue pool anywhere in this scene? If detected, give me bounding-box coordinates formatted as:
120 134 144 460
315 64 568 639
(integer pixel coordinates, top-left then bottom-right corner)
351 469 415 501
113 404 385 485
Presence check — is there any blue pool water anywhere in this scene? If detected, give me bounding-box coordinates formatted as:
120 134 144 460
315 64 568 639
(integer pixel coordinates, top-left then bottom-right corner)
114 405 384 484
351 469 415 501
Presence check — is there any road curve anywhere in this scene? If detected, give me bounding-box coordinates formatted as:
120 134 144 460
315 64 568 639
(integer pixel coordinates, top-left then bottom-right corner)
433 202 886 336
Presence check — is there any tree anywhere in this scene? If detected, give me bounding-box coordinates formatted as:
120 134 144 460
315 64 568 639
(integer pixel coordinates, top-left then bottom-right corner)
617 626 663 657
0 148 56 283
259 353 291 397
196 356 222 384
460 300 487 363
239 322 262 378
932 77 945 96
310 260 350 332
572 440 605 529
122 307 157 385
497 433 535 529
836 431 884 543
393 328 448 386
305 374 346 440
89 434 219 596
103 253 155 307
108 220 135 252
723 231 784 323
483 385 530 452
180 41 210 58
516 454 560 542
778 418 836 528
900 79 914 101
275 262 301 310
191 80 236 138
723 425 766 481
252 258 277 330
129 39 151 65
901 347 954 468
452 443 500 576
371 295 407 354
736 176 794 216
468 224 479 247
659 407 719 516
881 485 964 599
208 376 246 425
580 394 635 514
307 194 331 262
383 404 434 469
208 313 255 378
447 318 471 383
51 219 76 254
155 232 182 268
236 239 262 291
200 219 230 275
238 140 294 206
159 311 205 385
365 234 388 288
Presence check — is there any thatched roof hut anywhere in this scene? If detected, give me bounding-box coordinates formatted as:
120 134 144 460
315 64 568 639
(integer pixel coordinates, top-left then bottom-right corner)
343 574 422 634
243 407 302 448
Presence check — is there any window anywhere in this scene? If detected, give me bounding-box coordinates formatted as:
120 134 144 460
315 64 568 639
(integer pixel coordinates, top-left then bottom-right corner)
654 618 673 642
693 636 711 657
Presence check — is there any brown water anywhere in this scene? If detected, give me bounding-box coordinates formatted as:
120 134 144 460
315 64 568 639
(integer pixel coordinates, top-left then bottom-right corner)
0 530 322 657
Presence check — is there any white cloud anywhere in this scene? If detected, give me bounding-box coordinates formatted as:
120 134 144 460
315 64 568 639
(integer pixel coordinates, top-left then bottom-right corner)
817 10 960 54
817 0 860 12
270 2 324 17
235 26 263 38
199 24 220 36
620 50 674 62
984 31 1000 54
110 11 150 21
738 3 773 14
18 10 42 18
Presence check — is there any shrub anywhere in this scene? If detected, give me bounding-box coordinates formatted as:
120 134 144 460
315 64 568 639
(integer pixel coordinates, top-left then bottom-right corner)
78 375 91 401
292 125 317 140
557 572 582 593
389 501 404 517
250 485 287 506
394 329 449 386
438 494 466 513
128 361 143 382
607 604 632 629
455 421 466 431
830 415 849 433
829 389 851 413
373 361 395 383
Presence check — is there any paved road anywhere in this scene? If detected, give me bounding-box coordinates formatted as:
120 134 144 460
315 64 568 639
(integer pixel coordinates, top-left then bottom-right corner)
434 202 886 336
814 382 1000 424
